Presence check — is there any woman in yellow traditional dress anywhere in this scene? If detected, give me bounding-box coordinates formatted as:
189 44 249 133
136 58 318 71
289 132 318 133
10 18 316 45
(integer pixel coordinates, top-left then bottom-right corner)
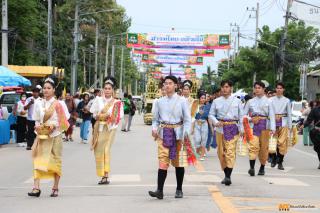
90 77 124 185
28 75 70 197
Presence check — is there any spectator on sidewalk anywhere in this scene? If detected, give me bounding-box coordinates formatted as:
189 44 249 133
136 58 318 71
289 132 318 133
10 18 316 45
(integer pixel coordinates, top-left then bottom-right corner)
16 93 28 144
24 87 41 150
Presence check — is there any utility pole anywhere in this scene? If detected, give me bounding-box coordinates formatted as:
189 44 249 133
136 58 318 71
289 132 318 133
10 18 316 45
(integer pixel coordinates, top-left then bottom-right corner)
88 48 92 86
119 46 124 94
237 25 240 53
94 22 99 88
2 0 8 66
111 44 115 77
71 1 79 94
47 0 53 66
104 34 110 77
82 49 86 86
247 2 259 84
278 0 292 81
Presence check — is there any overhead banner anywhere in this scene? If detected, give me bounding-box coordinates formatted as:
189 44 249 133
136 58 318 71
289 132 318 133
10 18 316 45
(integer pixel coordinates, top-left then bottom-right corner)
291 0 320 28
133 48 214 57
142 54 203 65
127 33 230 49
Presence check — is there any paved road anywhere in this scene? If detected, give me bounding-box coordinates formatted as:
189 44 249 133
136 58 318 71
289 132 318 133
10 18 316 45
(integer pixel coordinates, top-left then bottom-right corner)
0 115 319 213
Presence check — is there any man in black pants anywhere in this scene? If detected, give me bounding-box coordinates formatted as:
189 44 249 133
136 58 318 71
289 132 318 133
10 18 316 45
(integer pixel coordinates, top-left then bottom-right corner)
24 87 41 150
303 102 320 169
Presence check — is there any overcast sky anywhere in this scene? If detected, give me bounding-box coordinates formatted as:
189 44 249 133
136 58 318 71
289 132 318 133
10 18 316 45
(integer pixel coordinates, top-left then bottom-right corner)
117 0 319 75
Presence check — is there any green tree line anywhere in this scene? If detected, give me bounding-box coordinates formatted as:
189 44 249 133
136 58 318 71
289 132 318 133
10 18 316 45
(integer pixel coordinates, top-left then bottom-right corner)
218 21 320 100
1 0 140 92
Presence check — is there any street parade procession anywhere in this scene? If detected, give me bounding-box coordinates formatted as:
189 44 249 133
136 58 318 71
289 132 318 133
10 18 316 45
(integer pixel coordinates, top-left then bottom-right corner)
0 0 320 212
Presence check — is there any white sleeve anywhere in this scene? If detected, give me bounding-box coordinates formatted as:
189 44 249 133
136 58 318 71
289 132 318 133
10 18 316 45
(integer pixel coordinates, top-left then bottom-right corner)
60 101 70 120
32 101 41 124
90 97 100 118
119 101 124 119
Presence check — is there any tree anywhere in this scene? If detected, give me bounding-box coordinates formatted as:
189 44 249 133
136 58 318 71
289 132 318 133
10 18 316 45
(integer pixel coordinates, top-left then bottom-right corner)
219 21 320 99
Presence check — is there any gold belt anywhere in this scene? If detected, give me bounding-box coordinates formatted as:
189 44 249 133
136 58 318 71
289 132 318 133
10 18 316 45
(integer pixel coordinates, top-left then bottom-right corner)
196 120 206 125
221 121 237 125
276 114 287 119
160 123 182 129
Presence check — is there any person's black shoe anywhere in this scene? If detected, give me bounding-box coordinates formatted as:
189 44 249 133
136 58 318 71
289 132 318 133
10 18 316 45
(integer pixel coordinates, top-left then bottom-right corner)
148 190 163 199
98 177 110 185
248 168 255 176
258 167 265 176
26 147 32 150
278 162 284 170
224 177 232 186
28 188 41 197
221 178 226 184
175 190 183 198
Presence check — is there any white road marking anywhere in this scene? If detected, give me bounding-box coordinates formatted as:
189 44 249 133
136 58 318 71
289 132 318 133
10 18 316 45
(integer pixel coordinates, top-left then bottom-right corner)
109 174 141 182
262 177 309 186
203 171 320 178
292 147 318 159
265 165 294 173
185 174 222 183
0 184 211 190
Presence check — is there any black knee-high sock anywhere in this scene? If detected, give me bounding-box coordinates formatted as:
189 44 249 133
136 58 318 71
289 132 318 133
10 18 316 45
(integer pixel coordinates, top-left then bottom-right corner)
225 167 233 178
260 164 265 170
223 168 227 177
250 160 256 169
175 167 185 191
317 152 320 162
157 169 167 192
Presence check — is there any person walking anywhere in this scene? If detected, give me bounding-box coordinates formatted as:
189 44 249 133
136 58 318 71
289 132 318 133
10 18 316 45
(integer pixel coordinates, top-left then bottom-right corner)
64 92 77 142
269 82 292 170
28 75 70 197
77 93 92 144
24 88 41 150
192 92 210 161
209 80 244 185
121 93 131 132
149 75 192 200
127 95 136 131
244 81 276 176
90 77 124 184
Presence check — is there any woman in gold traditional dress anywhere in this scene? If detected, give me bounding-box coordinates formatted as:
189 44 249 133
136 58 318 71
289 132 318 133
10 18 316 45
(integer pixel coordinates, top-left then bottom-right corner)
90 77 124 185
28 75 70 197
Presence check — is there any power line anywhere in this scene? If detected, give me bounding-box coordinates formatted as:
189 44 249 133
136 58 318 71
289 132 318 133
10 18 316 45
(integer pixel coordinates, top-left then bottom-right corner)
294 0 320 9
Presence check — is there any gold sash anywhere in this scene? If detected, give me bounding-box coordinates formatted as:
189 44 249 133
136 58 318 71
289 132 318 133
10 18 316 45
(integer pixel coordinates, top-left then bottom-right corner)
31 100 57 158
91 99 115 150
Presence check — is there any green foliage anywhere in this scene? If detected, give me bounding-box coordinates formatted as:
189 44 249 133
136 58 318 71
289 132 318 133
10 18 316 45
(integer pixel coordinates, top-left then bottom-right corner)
218 21 320 99
1 0 139 91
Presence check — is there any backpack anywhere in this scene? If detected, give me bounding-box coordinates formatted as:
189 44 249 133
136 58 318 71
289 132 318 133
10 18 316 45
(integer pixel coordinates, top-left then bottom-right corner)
123 98 130 114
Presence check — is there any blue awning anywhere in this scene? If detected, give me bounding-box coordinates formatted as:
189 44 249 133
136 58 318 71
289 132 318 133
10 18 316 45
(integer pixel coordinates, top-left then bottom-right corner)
0 66 31 86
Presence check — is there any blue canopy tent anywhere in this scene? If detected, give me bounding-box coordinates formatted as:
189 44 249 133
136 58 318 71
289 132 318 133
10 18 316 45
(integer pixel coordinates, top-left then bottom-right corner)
0 66 31 86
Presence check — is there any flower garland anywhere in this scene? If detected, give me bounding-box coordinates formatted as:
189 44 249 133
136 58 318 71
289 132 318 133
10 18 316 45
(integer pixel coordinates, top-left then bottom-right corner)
184 136 198 165
243 116 253 144
107 101 122 125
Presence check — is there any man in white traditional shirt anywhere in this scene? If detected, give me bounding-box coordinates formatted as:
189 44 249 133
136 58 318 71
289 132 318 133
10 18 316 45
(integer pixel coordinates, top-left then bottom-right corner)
149 75 191 200
244 81 276 176
270 82 292 170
